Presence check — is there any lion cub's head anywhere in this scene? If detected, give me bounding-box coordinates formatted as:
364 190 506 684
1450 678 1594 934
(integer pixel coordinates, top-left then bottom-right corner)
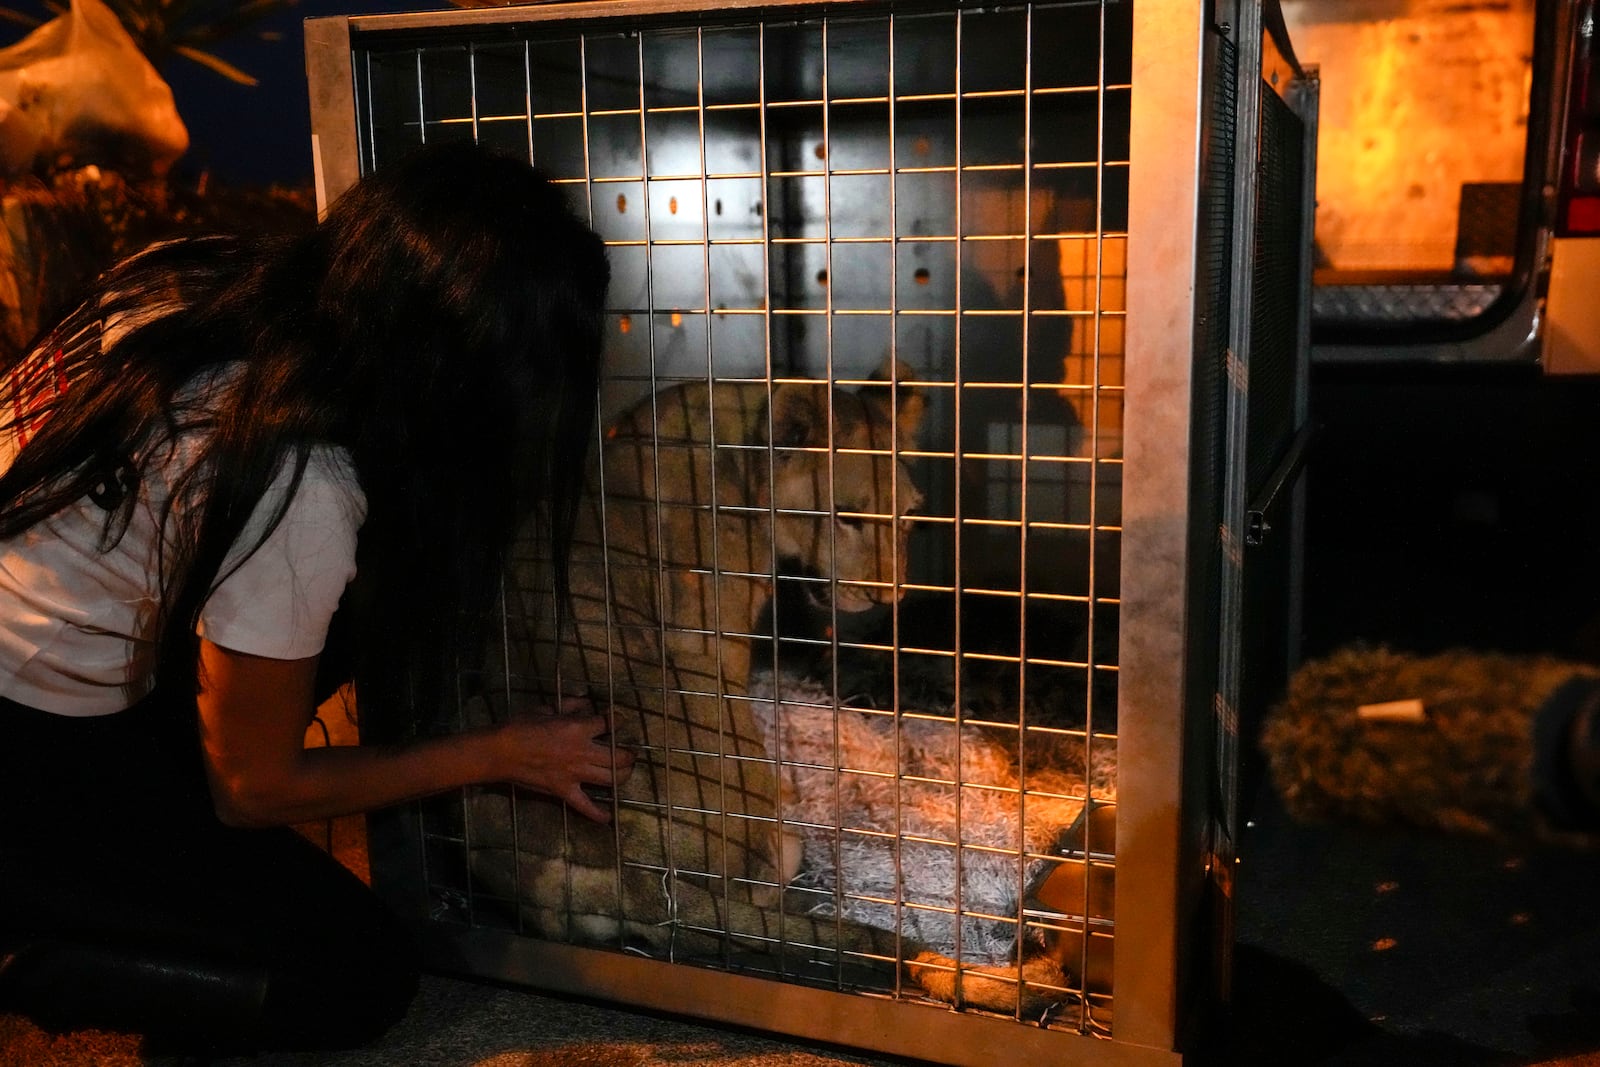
765 362 925 615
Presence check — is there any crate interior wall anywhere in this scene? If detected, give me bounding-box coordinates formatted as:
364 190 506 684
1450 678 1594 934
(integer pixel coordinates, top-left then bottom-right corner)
304 2 1315 1063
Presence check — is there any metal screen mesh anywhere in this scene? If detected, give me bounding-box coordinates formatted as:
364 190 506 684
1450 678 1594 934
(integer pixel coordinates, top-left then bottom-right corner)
1239 75 1307 806
1246 85 1304 499
354 0 1130 1036
1189 24 1237 885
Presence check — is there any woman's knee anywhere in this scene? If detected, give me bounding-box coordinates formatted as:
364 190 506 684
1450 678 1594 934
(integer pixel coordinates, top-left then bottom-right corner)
260 935 420 1050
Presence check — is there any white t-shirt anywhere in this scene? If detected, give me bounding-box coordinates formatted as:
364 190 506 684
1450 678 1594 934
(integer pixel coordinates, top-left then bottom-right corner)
0 358 367 716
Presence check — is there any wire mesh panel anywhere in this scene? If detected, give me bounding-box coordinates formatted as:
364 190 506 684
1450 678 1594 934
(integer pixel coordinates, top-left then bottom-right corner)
305 1 1316 1062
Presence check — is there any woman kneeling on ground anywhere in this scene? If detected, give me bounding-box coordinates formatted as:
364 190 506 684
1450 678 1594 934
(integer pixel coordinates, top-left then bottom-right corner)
0 140 631 1053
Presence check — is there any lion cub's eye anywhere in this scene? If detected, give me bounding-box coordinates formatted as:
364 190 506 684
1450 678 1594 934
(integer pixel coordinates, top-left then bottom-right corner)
837 511 864 529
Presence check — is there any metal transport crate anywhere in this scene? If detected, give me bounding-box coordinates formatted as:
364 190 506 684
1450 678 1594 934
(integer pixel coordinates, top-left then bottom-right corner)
304 2 1317 1062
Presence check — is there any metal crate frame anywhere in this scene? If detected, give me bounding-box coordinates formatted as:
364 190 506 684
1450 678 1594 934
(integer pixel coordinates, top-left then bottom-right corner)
303 2 1317 1063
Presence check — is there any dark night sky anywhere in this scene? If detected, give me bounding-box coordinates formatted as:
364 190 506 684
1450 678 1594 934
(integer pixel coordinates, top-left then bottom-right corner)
164 0 434 186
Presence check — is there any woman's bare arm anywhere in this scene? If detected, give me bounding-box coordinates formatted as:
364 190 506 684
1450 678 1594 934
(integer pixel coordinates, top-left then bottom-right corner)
195 638 633 828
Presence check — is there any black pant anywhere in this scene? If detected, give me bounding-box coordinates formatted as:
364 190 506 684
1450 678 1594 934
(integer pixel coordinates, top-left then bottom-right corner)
0 690 419 1051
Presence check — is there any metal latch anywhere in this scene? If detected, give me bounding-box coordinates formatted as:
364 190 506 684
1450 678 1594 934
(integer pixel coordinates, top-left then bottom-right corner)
1243 421 1316 548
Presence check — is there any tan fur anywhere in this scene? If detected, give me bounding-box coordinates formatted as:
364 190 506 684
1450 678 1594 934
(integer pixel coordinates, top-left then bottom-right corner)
472 366 924 959
906 951 1075 1021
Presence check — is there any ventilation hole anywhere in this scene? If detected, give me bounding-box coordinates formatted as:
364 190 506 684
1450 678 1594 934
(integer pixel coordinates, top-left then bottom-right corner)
914 268 931 285
814 143 827 160
670 312 683 327
1016 267 1026 280
669 196 679 215
715 199 723 216
915 136 931 156
816 270 829 286
616 193 627 213
618 314 632 334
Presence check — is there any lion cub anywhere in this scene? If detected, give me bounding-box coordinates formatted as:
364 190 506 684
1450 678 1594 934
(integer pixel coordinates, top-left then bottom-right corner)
475 360 924 957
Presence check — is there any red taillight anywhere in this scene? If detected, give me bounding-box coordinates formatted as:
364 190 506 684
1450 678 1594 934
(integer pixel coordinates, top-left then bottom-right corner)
1569 194 1600 232
1560 5 1600 235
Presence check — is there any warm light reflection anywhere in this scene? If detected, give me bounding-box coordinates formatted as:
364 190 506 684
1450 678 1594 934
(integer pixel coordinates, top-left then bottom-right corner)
1282 0 1535 275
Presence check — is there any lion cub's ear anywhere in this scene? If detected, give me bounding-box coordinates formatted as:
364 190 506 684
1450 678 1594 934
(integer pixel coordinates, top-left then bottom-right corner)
865 357 925 450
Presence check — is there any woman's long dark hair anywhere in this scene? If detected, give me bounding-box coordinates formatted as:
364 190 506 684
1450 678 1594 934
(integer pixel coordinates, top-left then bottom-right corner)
0 141 610 736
